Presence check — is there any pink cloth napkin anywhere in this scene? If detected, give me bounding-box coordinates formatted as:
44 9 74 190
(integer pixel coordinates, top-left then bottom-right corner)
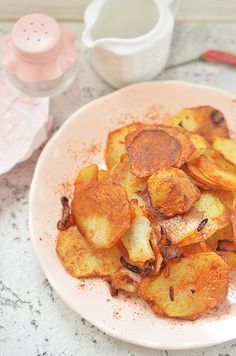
0 77 50 175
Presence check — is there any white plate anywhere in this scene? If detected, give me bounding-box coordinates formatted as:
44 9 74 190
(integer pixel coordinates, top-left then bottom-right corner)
29 81 236 350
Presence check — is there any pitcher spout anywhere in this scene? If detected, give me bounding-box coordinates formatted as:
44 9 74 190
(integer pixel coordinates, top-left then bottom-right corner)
82 0 106 49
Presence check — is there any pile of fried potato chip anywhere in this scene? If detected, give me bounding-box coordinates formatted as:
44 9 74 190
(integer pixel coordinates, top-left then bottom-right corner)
56 105 236 321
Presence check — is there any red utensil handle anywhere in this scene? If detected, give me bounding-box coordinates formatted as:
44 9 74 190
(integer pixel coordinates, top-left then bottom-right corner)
202 50 236 67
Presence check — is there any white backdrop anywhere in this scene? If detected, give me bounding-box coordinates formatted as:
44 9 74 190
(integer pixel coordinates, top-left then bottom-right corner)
0 0 235 21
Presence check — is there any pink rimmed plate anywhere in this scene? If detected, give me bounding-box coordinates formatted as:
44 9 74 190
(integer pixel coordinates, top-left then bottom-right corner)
29 81 236 350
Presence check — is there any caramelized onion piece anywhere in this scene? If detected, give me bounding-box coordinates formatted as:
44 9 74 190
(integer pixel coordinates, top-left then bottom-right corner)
197 218 208 232
120 256 154 277
142 260 155 276
152 227 184 278
169 286 174 301
57 196 74 231
104 272 138 297
120 256 143 273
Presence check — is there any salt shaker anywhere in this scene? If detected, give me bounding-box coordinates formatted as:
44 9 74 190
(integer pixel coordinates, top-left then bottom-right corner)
1 13 78 97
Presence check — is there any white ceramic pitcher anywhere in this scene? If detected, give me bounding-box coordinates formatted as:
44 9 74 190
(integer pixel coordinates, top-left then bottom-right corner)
82 0 174 88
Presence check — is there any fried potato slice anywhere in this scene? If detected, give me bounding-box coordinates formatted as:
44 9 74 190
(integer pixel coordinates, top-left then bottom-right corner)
187 149 236 191
187 134 208 161
160 126 196 167
164 108 201 132
194 191 230 235
72 181 131 249
126 129 181 178
182 166 210 190
126 125 195 168
98 169 108 181
198 106 229 142
218 252 236 270
214 190 236 210
147 167 200 217
138 252 229 320
103 161 146 201
188 175 211 190
104 272 138 296
105 122 144 169
212 137 236 166
56 226 122 278
186 164 219 190
164 106 229 142
121 200 155 263
216 239 236 270
74 164 98 193
207 224 234 251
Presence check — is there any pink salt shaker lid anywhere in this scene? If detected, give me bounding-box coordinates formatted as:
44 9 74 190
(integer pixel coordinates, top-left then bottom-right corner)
2 13 77 82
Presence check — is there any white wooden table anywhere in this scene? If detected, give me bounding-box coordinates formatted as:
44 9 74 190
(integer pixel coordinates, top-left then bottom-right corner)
1 20 236 356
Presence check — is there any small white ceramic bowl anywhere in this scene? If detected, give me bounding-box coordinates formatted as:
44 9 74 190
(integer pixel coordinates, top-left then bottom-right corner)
82 0 174 88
